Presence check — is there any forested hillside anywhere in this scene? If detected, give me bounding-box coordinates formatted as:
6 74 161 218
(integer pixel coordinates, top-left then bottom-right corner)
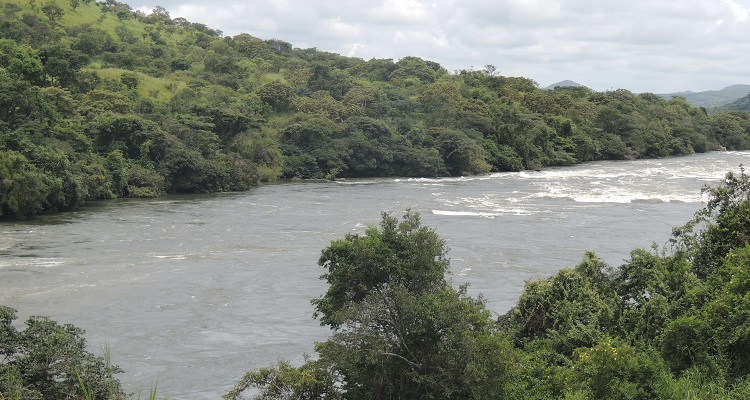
717 93 750 113
659 84 750 109
2 0 750 220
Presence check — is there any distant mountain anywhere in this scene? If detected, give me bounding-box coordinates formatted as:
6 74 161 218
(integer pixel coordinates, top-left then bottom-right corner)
715 92 750 112
657 84 750 108
544 80 583 90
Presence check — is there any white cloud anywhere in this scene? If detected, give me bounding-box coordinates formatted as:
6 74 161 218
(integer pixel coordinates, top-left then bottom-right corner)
133 0 750 93
722 0 750 21
347 43 365 57
371 0 431 24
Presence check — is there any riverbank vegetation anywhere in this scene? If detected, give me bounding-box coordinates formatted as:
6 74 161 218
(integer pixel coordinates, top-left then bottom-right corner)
4 170 750 399
2 0 750 219
0 305 125 399
223 170 750 399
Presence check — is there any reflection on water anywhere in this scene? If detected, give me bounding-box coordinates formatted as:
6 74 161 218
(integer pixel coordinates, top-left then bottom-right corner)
1 151 749 398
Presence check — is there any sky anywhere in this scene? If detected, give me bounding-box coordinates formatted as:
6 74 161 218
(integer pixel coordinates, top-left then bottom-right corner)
133 0 750 94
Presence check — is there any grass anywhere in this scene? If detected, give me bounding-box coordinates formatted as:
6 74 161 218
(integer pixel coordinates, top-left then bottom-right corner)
137 381 169 400
9 0 191 49
258 72 285 85
12 0 279 100
73 341 170 400
86 67 187 101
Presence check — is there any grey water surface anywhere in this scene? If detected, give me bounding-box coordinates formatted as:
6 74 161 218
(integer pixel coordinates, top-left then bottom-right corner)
2 151 749 398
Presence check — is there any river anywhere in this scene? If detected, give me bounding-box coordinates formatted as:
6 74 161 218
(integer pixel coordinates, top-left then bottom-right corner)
1 151 749 398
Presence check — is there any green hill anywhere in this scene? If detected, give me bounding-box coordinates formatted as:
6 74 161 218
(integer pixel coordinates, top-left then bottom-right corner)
659 84 750 108
715 92 750 112
544 79 583 89
1 0 750 219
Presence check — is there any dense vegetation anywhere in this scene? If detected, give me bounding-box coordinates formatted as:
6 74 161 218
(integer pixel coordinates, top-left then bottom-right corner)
0 306 125 399
2 0 750 220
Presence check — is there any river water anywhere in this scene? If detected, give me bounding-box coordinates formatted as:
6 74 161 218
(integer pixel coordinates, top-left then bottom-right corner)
1 151 749 398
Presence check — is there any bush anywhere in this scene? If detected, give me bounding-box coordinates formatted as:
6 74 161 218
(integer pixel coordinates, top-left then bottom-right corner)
0 306 125 399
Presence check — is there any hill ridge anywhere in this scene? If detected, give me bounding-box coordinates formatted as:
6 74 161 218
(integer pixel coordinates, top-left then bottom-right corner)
658 84 750 108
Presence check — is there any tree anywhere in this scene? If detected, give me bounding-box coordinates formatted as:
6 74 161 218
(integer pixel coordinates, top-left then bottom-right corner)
72 28 115 57
257 80 295 112
0 39 44 83
306 63 352 100
87 113 165 160
80 89 134 116
389 57 438 85
0 69 53 131
0 151 48 219
673 169 750 278
312 211 449 327
230 212 519 399
292 91 348 122
40 44 90 87
2 0 747 223
315 284 517 399
660 170 750 375
120 71 141 89
223 359 342 400
431 128 491 176
170 58 192 71
203 49 239 75
482 64 498 76
568 338 669 400
230 33 272 60
41 1 64 22
503 252 619 355
143 5 171 24
712 112 750 150
0 305 125 399
342 85 387 117
265 38 292 55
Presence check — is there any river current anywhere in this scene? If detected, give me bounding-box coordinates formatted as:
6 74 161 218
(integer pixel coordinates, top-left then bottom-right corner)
2 151 749 398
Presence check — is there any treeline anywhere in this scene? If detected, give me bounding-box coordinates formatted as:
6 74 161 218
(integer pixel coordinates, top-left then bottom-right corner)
5 171 750 399
2 0 750 219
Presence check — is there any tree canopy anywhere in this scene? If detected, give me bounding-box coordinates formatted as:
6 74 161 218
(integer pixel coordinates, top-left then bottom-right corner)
229 211 519 399
0 305 125 399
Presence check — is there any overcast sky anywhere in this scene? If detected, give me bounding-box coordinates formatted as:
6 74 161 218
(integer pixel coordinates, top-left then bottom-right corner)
133 0 749 93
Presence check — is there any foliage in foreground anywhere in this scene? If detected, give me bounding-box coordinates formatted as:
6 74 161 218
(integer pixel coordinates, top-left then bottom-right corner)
225 211 519 399
227 170 750 399
0 306 125 399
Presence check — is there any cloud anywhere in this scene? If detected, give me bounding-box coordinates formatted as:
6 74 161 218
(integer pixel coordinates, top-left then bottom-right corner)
722 0 750 21
370 0 431 24
133 0 750 93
